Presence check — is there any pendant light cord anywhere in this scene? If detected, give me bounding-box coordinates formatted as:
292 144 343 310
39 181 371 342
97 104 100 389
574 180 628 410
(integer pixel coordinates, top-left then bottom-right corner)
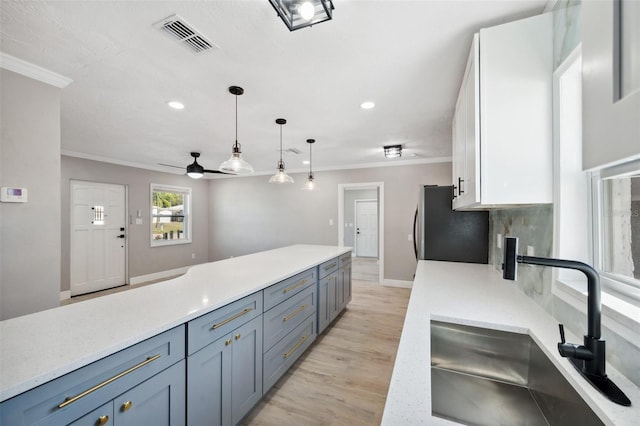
234 94 238 149
279 124 283 163
309 142 312 175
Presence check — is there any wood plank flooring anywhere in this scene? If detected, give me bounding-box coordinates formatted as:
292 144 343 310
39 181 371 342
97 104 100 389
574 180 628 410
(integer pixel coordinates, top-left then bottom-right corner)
241 280 411 426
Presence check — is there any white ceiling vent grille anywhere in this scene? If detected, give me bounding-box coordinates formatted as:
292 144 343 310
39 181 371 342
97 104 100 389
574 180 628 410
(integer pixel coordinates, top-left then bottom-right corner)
284 148 302 155
153 14 218 54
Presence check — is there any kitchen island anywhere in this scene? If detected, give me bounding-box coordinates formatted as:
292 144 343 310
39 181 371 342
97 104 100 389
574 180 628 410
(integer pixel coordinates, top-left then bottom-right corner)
382 260 640 425
0 244 351 425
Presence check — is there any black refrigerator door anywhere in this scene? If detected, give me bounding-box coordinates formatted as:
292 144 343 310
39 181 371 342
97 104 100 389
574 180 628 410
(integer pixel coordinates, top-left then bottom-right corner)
419 185 488 263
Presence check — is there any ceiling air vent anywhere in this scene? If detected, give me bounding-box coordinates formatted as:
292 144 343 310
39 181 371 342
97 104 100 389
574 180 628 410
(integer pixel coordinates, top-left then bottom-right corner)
284 148 302 155
153 14 218 54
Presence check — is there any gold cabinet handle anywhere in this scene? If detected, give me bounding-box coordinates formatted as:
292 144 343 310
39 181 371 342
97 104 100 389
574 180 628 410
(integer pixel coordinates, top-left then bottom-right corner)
283 335 308 359
283 279 308 294
58 354 161 409
235 333 241 340
121 400 132 412
211 307 253 330
323 262 337 271
97 415 109 425
225 339 232 346
283 304 308 322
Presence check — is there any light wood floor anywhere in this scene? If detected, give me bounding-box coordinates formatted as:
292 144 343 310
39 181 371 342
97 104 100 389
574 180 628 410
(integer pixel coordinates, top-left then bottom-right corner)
241 280 411 426
352 257 380 282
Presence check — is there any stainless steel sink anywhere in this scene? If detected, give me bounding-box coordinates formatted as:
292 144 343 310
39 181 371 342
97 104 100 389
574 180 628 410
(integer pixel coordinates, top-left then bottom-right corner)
430 321 604 426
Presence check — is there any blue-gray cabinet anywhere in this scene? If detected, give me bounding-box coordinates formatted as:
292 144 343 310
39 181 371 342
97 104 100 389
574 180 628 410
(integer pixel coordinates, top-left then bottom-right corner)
339 252 352 311
0 326 185 426
317 252 352 334
186 295 263 426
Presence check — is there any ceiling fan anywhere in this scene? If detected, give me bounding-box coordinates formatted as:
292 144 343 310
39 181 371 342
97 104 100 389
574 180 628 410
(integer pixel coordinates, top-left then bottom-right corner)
159 152 237 179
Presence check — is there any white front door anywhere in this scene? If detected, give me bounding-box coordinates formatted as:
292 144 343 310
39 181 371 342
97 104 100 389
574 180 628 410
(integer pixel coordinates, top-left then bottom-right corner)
71 181 126 296
355 200 378 258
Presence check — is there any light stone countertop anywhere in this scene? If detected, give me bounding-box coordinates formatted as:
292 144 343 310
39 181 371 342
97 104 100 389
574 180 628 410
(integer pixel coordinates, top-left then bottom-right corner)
0 244 350 402
382 260 640 426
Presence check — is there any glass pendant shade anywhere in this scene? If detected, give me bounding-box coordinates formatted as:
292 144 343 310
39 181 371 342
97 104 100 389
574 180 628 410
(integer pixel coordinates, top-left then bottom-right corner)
268 0 334 31
270 118 294 184
219 142 253 174
219 86 253 174
302 173 315 190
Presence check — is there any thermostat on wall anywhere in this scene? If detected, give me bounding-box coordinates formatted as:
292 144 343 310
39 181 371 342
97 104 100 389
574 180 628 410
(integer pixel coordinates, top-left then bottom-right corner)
1 187 28 202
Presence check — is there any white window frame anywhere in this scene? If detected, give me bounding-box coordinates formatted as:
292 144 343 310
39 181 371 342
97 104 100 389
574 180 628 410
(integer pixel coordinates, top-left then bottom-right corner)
150 183 192 247
551 46 640 345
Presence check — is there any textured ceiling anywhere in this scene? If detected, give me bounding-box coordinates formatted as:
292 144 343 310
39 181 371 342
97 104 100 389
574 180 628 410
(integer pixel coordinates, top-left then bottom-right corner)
0 0 547 176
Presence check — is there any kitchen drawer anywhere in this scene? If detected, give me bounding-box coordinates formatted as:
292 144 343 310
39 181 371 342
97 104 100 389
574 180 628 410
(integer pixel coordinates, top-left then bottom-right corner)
339 251 352 267
318 257 339 279
264 285 316 351
263 268 316 311
263 315 316 394
0 325 185 426
187 292 262 356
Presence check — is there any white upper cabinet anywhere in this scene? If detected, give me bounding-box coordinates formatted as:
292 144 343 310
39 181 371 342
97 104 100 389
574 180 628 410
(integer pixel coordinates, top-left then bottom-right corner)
452 12 553 210
582 0 640 170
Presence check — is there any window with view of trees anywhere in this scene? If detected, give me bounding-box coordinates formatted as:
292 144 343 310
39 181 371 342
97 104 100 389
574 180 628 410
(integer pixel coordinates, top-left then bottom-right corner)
150 184 191 246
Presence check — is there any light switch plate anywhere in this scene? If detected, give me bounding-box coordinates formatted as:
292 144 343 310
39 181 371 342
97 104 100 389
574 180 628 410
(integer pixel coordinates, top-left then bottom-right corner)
497 234 503 249
1 187 28 202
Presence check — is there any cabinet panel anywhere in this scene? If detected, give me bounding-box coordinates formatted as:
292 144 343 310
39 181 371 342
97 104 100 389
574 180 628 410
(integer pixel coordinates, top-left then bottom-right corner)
230 316 263 425
263 285 316 351
317 274 331 334
187 333 231 426
113 360 186 426
0 326 185 426
318 257 339 278
187 292 262 356
263 316 316 393
341 262 352 308
68 402 113 426
263 268 316 311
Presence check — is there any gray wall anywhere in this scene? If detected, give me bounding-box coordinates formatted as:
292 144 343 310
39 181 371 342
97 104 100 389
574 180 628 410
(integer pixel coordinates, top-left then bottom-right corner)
61 156 210 291
1 69 61 320
208 162 451 282
343 188 378 250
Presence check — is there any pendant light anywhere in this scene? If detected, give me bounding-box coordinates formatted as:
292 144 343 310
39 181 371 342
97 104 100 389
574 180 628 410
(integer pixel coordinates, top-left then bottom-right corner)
269 118 294 184
219 86 254 174
302 139 315 190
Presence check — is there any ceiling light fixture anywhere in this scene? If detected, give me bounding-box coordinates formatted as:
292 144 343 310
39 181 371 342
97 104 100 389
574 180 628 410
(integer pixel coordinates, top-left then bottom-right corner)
219 86 254 174
186 152 205 179
302 139 316 191
268 0 334 31
167 100 185 110
384 145 402 158
269 119 294 184
360 101 375 110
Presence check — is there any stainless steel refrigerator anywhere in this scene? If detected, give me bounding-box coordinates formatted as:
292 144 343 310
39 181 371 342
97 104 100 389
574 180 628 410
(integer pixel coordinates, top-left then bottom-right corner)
413 185 489 263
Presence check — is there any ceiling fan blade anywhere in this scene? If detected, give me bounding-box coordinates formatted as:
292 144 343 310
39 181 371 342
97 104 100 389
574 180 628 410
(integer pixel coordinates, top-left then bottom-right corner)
203 169 237 175
158 163 185 170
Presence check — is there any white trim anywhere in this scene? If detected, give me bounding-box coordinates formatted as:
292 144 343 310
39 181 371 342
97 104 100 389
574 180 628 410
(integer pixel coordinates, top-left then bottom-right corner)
129 266 190 286
338 182 384 285
0 52 72 88
59 290 71 301
383 279 412 289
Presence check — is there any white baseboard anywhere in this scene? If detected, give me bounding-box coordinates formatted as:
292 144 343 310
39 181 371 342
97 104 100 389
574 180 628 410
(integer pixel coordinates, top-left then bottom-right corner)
130 266 191 286
60 290 71 301
382 279 413 289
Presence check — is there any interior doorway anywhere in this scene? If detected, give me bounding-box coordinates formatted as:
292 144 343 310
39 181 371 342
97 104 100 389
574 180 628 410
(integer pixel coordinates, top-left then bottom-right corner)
338 182 384 284
70 180 127 296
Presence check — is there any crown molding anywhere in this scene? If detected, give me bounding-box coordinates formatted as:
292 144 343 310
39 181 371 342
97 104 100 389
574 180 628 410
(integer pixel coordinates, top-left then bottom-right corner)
0 52 72 88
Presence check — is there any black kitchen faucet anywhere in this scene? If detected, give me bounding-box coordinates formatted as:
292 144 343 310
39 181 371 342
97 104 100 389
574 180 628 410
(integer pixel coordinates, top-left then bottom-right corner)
502 236 631 406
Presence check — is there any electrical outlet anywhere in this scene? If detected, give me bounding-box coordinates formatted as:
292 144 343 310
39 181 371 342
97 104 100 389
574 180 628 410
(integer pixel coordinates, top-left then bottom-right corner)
408 234 413 242
329 219 334 226
192 253 196 259
497 234 503 249
527 245 535 256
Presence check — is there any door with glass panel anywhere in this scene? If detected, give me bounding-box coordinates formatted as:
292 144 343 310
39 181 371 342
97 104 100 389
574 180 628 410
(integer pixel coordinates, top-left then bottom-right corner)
70 181 126 296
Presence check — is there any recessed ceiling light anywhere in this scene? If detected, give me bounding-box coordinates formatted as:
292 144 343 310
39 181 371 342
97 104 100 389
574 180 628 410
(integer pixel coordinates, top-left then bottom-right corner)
167 100 185 110
360 101 375 110
303 160 310 165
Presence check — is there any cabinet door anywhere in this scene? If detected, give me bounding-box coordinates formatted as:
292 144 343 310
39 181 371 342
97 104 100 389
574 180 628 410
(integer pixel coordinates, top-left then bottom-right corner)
462 33 480 206
230 316 263 425
187 334 232 426
68 402 113 426
341 263 352 308
327 272 339 322
318 276 330 333
582 0 640 169
113 360 186 426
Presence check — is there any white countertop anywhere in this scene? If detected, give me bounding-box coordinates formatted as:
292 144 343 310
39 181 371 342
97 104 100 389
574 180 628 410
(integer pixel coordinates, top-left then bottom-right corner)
0 244 350 402
382 261 640 425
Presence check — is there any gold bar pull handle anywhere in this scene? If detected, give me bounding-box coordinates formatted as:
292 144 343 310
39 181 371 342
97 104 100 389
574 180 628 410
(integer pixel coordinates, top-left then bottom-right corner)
211 307 253 330
323 262 337 271
283 304 308 322
283 335 308 359
58 354 161 409
283 279 308 294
